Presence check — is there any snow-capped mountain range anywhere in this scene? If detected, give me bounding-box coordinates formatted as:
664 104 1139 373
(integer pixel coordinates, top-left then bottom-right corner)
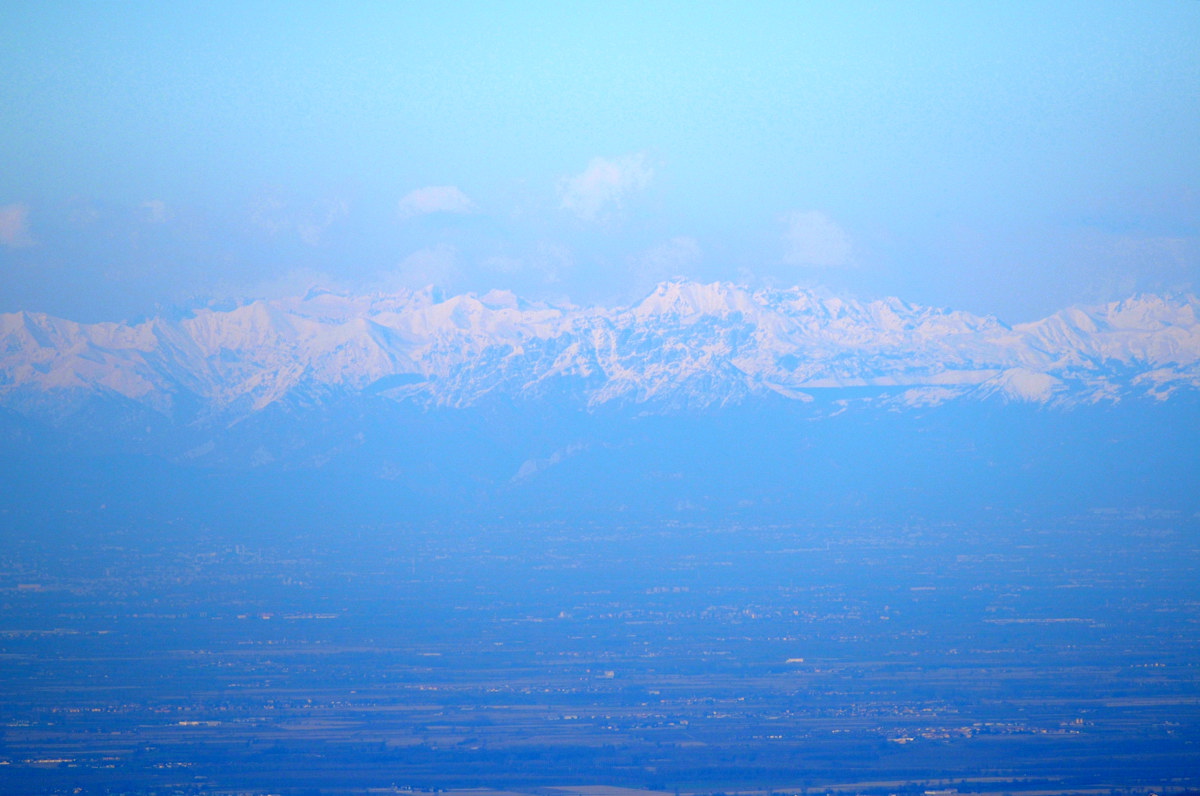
3 280 1199 421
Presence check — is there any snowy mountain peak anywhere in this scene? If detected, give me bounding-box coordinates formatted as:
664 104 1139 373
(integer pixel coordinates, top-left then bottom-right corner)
2 281 1198 420
632 280 758 320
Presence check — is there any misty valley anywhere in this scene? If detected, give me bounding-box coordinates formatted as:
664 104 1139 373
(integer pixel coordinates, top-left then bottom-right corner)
2 511 1197 795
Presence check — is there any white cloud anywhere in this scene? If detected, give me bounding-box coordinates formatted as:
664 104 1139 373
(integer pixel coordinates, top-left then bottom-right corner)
0 203 34 247
781 210 853 268
397 186 475 219
560 153 653 222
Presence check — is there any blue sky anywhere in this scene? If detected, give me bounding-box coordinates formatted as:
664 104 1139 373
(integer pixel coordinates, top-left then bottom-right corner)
1 2 1197 322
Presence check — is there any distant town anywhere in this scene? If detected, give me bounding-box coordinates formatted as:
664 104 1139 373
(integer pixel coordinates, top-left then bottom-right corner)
2 512 1196 794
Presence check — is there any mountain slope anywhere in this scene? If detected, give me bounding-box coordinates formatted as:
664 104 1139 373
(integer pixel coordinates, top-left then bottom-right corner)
3 282 1199 422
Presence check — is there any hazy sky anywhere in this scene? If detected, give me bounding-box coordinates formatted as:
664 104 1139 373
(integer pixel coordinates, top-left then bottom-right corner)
2 2 1198 322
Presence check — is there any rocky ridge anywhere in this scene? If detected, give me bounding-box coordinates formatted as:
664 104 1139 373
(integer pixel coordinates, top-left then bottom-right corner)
3 280 1199 421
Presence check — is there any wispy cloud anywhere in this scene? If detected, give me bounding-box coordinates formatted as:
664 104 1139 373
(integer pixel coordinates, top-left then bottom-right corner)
1065 228 1200 300
297 199 349 247
249 195 291 237
231 267 346 302
631 236 701 283
393 244 459 288
0 203 34 247
781 210 853 268
560 154 653 222
482 241 573 285
512 442 588 483
248 194 349 246
397 186 475 219
140 200 170 224
625 236 703 299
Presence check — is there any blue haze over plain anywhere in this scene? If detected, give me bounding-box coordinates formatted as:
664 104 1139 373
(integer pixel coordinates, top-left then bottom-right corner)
2 7 1200 793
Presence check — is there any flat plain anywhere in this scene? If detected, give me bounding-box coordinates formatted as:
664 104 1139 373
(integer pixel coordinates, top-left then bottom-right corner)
1 512 1197 795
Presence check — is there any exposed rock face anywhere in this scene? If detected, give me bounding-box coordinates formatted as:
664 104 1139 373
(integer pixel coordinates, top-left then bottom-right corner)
3 281 1199 421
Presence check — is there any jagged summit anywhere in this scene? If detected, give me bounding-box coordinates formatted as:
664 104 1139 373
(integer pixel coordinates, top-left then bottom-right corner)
2 281 1199 421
